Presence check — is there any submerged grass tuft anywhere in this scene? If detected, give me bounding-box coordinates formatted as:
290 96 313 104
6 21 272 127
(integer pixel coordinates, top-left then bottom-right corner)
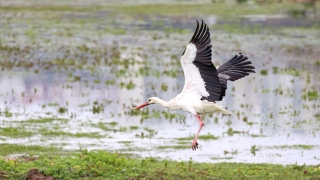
157 145 190 150
176 133 219 141
40 130 104 138
260 69 268 75
24 117 68 123
303 91 319 100
268 145 315 150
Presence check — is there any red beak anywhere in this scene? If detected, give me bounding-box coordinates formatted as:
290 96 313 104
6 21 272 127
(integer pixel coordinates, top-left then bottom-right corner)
134 102 149 110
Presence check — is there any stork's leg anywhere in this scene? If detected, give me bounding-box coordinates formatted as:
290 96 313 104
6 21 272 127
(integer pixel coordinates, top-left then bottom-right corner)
192 115 204 150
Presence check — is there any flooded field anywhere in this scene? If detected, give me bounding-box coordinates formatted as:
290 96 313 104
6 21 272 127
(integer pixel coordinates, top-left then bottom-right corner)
0 1 320 166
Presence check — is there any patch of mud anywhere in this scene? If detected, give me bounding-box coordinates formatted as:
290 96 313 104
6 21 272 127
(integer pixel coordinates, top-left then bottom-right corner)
5 155 38 162
0 171 7 179
20 156 39 162
26 169 55 180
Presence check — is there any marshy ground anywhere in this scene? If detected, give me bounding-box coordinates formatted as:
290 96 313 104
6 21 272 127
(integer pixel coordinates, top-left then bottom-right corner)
0 0 320 179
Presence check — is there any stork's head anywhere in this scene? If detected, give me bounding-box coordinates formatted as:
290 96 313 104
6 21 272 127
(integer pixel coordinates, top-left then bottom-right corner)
134 97 157 110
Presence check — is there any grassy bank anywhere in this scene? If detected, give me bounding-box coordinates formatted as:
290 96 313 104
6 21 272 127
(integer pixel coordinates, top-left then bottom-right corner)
0 149 319 180
0 1 317 17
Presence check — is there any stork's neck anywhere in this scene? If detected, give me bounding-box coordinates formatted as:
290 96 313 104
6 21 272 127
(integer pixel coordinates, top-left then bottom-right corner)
154 97 171 108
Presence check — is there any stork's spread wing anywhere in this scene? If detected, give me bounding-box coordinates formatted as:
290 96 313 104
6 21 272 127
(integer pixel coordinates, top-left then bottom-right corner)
179 20 222 102
179 20 255 103
217 54 255 100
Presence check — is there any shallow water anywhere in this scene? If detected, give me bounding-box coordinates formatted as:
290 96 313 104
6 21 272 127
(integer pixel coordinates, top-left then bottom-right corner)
0 5 320 165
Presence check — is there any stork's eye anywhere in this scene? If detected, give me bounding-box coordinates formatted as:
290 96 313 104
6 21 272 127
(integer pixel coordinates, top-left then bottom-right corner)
148 99 151 102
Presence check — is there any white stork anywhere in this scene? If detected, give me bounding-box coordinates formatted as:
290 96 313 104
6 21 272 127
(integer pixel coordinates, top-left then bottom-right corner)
134 20 255 150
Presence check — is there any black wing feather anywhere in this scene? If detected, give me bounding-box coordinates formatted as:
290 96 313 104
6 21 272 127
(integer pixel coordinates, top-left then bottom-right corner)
186 20 255 102
217 54 255 100
189 20 222 102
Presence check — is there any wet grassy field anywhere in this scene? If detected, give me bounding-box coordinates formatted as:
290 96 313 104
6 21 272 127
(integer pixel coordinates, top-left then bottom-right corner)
0 0 320 179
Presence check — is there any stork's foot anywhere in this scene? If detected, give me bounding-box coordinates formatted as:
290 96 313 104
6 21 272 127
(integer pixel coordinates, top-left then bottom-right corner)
191 139 198 150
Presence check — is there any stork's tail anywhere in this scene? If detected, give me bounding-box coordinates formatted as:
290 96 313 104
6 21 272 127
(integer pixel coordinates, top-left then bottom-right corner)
202 102 232 115
218 105 232 115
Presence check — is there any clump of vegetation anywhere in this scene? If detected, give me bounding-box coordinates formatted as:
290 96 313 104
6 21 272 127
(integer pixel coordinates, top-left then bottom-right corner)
260 69 268 75
107 121 118 127
268 145 315 150
92 122 113 131
225 128 244 136
251 145 259 156
92 101 104 114
58 107 68 114
303 91 319 100
24 117 68 124
262 89 270 93
176 133 219 141
0 127 35 138
126 81 136 90
129 126 139 130
251 134 266 138
40 130 104 138
1 108 13 117
161 83 168 91
105 80 116 85
157 145 190 150
281 68 301 76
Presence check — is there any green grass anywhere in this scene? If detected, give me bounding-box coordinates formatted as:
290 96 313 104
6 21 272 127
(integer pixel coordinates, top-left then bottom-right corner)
260 69 268 75
225 128 243 136
211 157 233 160
129 126 139 130
0 127 103 139
104 27 127 35
0 144 65 156
40 130 104 138
91 122 113 131
0 1 315 18
112 2 308 16
0 127 35 138
105 80 116 85
118 141 132 145
23 117 68 123
303 91 319 101
251 134 266 138
176 133 219 141
0 150 319 180
106 121 118 127
268 145 315 150
157 145 190 150
281 68 301 76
